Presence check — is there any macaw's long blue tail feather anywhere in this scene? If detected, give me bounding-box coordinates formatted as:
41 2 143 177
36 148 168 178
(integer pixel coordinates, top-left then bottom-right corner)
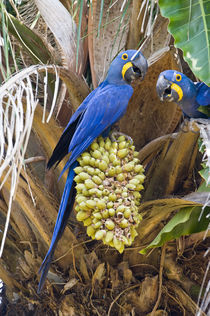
37 161 78 293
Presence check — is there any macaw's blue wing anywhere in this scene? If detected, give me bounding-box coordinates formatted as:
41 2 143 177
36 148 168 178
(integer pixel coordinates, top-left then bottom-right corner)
38 161 77 293
47 88 97 169
60 82 133 177
195 82 210 118
195 82 210 106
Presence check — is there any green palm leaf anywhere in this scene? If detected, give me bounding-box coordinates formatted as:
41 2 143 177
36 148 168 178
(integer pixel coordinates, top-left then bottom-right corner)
140 205 210 254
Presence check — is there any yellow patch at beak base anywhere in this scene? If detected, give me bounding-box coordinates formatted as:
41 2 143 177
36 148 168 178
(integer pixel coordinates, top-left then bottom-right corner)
171 83 183 101
122 62 133 80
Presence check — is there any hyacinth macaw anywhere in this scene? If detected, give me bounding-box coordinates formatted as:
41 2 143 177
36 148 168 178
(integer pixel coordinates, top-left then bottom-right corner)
156 70 210 118
38 50 148 293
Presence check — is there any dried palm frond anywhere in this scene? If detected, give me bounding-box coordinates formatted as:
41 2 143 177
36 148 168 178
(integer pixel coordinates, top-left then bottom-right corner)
34 0 84 72
0 64 59 257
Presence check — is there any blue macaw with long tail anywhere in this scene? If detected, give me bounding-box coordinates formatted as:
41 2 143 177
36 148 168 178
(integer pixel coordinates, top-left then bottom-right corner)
38 50 148 293
156 70 210 118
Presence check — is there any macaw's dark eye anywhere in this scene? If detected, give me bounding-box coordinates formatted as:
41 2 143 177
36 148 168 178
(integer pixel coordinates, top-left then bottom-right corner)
122 53 128 60
176 74 182 81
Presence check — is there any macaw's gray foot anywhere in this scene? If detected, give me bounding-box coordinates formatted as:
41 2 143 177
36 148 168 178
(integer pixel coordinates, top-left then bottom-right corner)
180 119 200 134
110 131 133 145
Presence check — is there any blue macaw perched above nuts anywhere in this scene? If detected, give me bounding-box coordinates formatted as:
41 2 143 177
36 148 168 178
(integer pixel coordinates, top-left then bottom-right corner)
38 50 148 293
74 135 145 253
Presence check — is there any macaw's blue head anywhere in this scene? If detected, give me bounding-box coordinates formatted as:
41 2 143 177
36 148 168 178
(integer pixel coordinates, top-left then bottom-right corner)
156 70 196 104
106 50 148 85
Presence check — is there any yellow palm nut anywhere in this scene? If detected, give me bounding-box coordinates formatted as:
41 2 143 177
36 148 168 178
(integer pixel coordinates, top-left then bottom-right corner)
86 199 96 209
135 184 144 191
133 191 141 199
85 179 95 189
116 173 125 182
92 175 103 185
122 191 128 198
87 225 95 238
108 167 115 176
92 150 102 159
99 139 105 148
112 159 120 166
107 201 114 208
108 193 117 201
93 221 102 229
76 211 89 221
79 201 89 211
108 208 115 216
93 212 102 220
113 237 124 253
95 230 106 240
117 148 128 159
112 142 118 149
98 160 108 171
76 195 86 204
102 209 109 218
82 156 91 165
126 183 136 190
74 166 84 174
109 153 117 162
115 166 122 174
120 219 129 228
79 172 90 181
124 208 131 219
89 157 96 167
86 166 95 175
134 164 144 173
105 138 111 150
96 200 106 209
135 174 145 183
119 141 127 149
90 142 99 150
102 154 109 164
81 152 91 158
104 231 114 244
105 219 115 230
83 217 92 226
129 178 139 186
117 135 125 142
74 175 82 183
116 205 125 213
95 189 103 197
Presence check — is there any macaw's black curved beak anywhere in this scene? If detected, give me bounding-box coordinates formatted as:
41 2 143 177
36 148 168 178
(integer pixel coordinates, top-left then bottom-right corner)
156 74 180 102
123 52 148 83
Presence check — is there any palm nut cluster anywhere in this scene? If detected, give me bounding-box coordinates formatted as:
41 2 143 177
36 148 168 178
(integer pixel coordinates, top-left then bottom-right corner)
74 135 145 253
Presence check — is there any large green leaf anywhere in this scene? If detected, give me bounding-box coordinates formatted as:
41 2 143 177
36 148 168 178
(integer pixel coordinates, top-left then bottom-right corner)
159 0 210 85
140 206 210 254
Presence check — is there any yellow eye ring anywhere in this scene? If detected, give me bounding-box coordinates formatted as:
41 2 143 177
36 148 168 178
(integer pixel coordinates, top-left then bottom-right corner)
176 74 182 81
122 53 128 60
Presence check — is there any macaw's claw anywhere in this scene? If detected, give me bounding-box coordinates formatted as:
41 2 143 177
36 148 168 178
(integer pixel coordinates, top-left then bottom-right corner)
110 131 133 145
180 119 201 134
180 119 190 133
